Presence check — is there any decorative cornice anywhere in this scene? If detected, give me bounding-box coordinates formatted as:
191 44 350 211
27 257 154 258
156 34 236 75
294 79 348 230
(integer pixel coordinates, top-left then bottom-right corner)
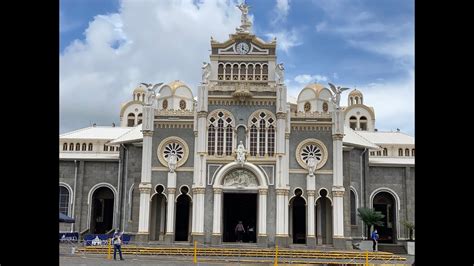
167 188 176 194
276 113 287 119
138 183 152 193
192 188 206 194
142 131 153 137
291 112 332 119
332 191 344 197
152 167 195 172
156 109 194 116
157 123 193 129
258 189 268 195
276 189 289 195
197 111 208 118
332 134 344 140
291 125 331 131
213 188 223 194
208 99 275 106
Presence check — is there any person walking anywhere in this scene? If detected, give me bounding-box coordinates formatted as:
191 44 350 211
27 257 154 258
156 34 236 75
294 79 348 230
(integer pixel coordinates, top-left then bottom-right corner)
371 229 379 252
113 229 124 260
235 221 245 243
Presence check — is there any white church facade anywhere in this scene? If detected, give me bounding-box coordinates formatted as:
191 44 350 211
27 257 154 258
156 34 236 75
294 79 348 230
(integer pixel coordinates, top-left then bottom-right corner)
59 4 414 249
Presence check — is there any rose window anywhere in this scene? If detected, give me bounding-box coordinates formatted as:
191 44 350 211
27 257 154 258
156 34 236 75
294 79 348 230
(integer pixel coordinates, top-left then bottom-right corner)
164 143 184 161
301 144 322 164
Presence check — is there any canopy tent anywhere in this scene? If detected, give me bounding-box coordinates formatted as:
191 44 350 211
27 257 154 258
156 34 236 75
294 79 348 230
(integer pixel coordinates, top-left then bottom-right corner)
59 212 75 223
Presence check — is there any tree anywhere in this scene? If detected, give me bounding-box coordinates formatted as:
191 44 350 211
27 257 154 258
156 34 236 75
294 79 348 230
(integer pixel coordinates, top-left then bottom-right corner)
401 220 415 241
357 207 385 238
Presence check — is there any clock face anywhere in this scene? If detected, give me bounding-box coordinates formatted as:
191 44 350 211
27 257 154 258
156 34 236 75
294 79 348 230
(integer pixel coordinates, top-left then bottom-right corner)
235 42 250 54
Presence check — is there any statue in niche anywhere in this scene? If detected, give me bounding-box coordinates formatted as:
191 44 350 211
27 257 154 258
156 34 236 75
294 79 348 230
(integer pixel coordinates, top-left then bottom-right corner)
236 141 247 165
167 153 177 173
307 154 318 177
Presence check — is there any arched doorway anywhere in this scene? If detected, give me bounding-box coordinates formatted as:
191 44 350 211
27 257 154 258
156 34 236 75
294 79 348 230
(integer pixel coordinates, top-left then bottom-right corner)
289 188 306 244
90 187 114 234
175 186 192 241
150 185 167 241
212 162 268 244
315 189 332 245
373 192 396 243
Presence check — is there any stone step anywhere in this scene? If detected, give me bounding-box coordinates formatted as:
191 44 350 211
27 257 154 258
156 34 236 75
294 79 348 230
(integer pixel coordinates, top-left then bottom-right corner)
378 244 407 254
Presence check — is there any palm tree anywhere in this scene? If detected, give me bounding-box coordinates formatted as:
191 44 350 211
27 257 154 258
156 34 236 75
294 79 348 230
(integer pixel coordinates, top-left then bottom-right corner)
357 207 385 238
401 220 415 241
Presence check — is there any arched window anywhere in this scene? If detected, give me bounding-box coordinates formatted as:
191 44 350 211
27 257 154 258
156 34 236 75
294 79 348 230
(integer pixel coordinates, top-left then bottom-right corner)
240 64 247 80
75 143 80 151
255 64 261 80
370 151 375 156
359 116 367 131
405 148 410 156
69 143 74 151
233 64 239 80
179 100 186 110
208 124 215 155
323 102 328 112
82 143 87 151
350 190 357 225
268 125 275 156
350 97 353 105
250 125 257 156
110 146 114 152
383 148 388 156
226 125 233 155
137 113 143 125
63 143 68 151
104 144 109 152
377 150 381 156
398 148 403 156
304 102 311 112
355 97 359 104
59 186 70 215
207 111 234 156
247 64 254 80
88 143 93 151
162 99 168 109
349 116 357 130
225 64 231 80
218 64 224 80
262 64 268 80
411 148 415 156
127 113 135 127
249 111 276 157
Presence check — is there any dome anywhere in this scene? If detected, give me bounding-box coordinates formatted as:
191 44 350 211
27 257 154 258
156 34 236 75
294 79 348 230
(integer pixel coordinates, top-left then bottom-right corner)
303 83 326 95
133 84 146 94
168 80 190 92
349 89 363 97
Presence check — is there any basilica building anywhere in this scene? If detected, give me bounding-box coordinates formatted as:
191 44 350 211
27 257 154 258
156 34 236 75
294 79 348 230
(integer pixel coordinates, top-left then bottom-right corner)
59 4 414 249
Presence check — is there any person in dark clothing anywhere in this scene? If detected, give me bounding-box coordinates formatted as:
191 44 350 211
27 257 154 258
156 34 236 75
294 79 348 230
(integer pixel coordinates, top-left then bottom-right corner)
247 223 255 243
371 229 379 252
113 229 124 260
235 221 245 242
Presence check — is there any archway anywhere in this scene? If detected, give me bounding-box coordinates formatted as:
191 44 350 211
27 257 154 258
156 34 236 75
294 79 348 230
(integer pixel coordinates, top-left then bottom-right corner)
289 189 306 244
175 187 191 241
373 192 396 243
212 162 268 244
315 189 332 245
150 185 167 241
90 187 114 234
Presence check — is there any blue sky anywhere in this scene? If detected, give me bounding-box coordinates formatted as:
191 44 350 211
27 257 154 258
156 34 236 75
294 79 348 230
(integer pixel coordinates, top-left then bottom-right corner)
60 0 414 136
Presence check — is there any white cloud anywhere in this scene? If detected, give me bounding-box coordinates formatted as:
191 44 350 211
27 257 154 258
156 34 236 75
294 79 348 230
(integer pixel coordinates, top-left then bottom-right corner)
294 74 328 84
273 0 291 23
60 0 242 133
265 28 302 53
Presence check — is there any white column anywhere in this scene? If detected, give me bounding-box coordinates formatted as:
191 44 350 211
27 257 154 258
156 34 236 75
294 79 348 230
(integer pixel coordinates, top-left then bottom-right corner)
275 189 286 236
138 183 152 233
165 188 176 235
332 109 345 239
284 192 289 235
212 188 222 235
307 190 315 237
258 189 268 236
192 188 206 235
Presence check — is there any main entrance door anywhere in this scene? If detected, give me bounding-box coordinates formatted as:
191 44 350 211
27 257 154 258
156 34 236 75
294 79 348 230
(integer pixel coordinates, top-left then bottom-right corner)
222 193 257 243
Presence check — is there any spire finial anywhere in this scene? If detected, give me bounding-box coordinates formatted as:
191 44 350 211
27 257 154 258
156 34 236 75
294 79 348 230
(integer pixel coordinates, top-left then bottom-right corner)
235 1 252 33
